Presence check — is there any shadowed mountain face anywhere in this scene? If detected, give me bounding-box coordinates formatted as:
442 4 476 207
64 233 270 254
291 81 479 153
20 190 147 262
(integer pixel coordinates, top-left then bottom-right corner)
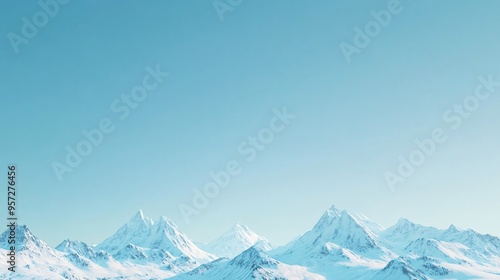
2 207 500 279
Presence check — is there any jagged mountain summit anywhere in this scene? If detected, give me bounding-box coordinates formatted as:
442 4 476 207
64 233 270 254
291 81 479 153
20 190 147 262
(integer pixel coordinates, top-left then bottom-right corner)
2 206 500 279
272 205 391 259
97 210 215 263
198 222 273 258
270 205 393 279
56 239 111 265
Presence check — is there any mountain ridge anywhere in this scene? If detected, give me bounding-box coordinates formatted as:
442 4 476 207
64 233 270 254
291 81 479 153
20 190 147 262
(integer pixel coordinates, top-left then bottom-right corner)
2 206 500 279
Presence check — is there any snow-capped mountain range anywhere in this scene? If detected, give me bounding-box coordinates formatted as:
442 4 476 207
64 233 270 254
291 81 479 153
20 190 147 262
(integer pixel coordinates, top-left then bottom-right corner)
1 205 500 279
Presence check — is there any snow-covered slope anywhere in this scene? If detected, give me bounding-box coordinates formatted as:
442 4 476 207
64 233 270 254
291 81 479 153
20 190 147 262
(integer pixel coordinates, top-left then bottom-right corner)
171 246 325 280
199 222 273 258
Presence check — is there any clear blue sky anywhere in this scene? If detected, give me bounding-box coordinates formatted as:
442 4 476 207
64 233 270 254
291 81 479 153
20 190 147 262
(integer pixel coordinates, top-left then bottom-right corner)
1 0 499 247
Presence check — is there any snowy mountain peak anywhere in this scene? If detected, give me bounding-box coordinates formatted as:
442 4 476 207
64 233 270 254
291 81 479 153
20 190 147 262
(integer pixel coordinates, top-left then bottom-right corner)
313 206 342 230
199 222 273 259
446 224 460 232
233 221 250 232
0 225 47 251
377 257 429 280
135 209 145 219
327 204 342 215
97 211 215 264
172 245 325 280
328 204 341 212
130 209 153 225
396 218 413 226
239 246 266 258
313 208 380 253
273 205 386 268
389 218 426 234
316 208 384 236
56 239 111 264
229 246 277 267
56 239 87 252
379 218 441 250
97 212 154 254
314 207 368 234
56 239 99 255
11 224 31 238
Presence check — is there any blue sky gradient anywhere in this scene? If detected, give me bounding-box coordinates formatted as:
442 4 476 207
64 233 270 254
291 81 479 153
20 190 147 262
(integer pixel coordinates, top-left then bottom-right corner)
1 0 500 247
